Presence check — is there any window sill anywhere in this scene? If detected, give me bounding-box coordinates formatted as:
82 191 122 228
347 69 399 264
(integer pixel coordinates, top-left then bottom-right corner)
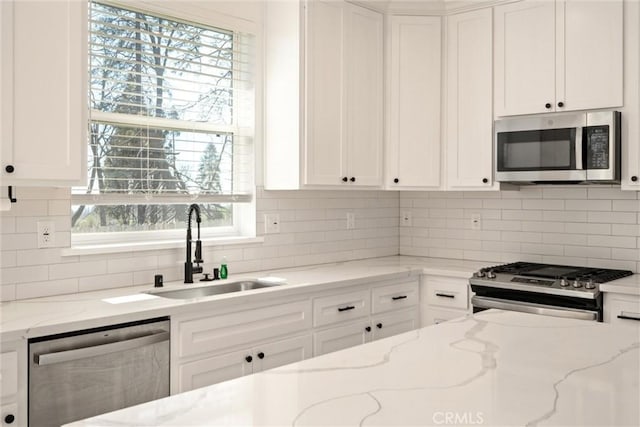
61 236 264 256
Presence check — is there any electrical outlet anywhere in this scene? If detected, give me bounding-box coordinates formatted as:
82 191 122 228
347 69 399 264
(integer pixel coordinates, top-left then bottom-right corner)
401 211 412 227
346 212 355 229
471 213 482 230
264 214 280 234
37 221 55 248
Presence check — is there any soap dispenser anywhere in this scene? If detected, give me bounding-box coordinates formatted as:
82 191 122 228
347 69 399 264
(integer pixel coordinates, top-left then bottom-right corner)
220 256 228 279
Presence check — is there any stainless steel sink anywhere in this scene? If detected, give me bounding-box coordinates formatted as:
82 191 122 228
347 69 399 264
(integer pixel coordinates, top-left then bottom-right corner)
150 281 279 299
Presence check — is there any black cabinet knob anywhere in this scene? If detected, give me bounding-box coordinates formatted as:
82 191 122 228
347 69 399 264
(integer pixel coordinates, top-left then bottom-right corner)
342 177 348 182
482 178 488 184
4 414 15 424
245 355 253 363
5 165 14 173
632 176 638 182
393 178 399 184
257 352 265 359
376 323 383 329
545 103 552 109
365 326 371 332
557 101 564 108
350 177 356 182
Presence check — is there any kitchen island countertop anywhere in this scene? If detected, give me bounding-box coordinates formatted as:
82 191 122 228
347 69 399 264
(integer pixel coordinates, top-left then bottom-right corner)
66 310 640 427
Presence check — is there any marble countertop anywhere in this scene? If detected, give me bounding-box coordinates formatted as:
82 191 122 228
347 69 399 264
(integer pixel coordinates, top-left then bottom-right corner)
0 256 486 342
66 309 640 427
600 274 640 296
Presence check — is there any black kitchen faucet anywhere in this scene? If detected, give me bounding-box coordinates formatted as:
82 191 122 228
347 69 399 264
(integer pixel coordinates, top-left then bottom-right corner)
184 203 203 283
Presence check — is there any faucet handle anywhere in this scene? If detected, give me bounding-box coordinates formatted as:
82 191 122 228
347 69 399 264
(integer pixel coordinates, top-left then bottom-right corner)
192 264 203 274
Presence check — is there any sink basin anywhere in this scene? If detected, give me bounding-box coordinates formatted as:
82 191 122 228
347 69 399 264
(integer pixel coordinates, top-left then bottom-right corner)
150 281 280 300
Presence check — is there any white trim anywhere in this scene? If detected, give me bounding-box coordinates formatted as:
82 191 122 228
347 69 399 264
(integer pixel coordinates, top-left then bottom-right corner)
62 235 265 256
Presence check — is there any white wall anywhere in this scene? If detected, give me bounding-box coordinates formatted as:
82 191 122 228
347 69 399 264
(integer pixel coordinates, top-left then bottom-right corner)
0 187 400 301
400 186 640 272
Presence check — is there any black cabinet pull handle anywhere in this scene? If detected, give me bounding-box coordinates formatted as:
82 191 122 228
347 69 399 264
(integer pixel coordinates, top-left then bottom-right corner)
350 177 356 182
482 178 488 184
392 295 407 301
245 355 253 363
257 352 265 359
617 314 640 322
338 305 355 312
376 323 383 329
4 414 15 424
393 178 399 183
365 326 371 332
631 176 638 182
545 103 552 109
435 293 455 299
342 177 348 182
557 101 564 108
5 165 14 173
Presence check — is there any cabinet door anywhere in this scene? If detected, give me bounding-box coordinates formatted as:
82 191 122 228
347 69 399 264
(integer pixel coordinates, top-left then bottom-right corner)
621 0 640 190
313 321 370 356
494 1 556 116
1 403 18 427
344 3 383 187
557 0 623 112
177 348 253 393
0 0 86 186
304 0 346 186
446 9 494 189
387 16 441 188
372 308 419 341
254 335 313 372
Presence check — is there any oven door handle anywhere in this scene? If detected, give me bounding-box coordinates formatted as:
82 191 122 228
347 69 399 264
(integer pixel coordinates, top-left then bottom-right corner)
471 296 598 321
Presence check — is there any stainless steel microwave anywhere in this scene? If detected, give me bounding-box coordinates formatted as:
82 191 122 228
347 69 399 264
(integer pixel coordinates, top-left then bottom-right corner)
495 111 621 184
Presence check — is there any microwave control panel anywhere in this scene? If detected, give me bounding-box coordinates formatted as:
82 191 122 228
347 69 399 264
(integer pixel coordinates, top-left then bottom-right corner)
586 126 610 169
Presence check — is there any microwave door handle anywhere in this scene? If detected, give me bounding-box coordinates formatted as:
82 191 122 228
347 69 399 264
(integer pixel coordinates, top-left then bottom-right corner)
575 127 584 170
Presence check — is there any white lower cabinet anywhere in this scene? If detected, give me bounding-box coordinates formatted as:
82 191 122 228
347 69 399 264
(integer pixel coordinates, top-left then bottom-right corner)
172 298 312 394
372 308 419 341
604 292 640 327
178 335 313 392
421 275 471 327
0 340 26 427
314 321 369 356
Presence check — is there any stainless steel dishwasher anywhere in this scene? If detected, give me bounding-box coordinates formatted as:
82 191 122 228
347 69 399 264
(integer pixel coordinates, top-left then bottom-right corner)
28 317 170 427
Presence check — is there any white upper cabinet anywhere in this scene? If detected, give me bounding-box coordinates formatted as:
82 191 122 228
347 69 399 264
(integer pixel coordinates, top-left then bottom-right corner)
265 0 383 189
621 0 640 190
386 16 442 189
0 0 87 186
445 8 494 190
494 0 623 117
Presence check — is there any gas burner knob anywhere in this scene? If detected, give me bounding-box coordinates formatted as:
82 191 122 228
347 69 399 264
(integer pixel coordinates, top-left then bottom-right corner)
559 277 569 287
486 270 497 279
584 279 596 290
572 280 583 288
473 270 486 278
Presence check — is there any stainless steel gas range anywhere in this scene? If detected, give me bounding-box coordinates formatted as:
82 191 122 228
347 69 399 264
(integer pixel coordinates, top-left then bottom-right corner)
469 262 633 322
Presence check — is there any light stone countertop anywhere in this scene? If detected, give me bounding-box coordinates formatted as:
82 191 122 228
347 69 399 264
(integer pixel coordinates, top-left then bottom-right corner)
0 256 486 342
65 309 640 427
2 256 638 342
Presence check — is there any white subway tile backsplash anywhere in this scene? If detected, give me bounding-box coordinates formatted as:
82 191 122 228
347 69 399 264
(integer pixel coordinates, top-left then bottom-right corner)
79 273 133 292
49 260 107 280
16 279 78 299
400 186 639 273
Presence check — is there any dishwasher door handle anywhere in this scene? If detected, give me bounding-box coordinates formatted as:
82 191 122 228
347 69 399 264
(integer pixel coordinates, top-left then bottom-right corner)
35 330 170 366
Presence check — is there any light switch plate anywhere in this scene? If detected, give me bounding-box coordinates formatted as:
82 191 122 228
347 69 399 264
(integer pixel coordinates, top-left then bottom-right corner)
264 214 280 234
471 213 482 230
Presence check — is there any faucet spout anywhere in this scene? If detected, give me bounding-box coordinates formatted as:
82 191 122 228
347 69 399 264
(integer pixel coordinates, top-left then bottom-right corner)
184 204 203 283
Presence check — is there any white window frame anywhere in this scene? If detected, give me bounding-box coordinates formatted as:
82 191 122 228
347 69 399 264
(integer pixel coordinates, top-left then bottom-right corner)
72 0 257 248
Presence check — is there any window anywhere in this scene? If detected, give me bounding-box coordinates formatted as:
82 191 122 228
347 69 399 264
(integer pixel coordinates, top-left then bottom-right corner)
72 1 255 245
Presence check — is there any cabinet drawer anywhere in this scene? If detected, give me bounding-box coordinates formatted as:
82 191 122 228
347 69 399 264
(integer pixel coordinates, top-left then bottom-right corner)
605 294 640 327
0 352 17 399
177 299 312 359
425 276 468 310
371 280 419 314
178 348 252 392
313 289 370 327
